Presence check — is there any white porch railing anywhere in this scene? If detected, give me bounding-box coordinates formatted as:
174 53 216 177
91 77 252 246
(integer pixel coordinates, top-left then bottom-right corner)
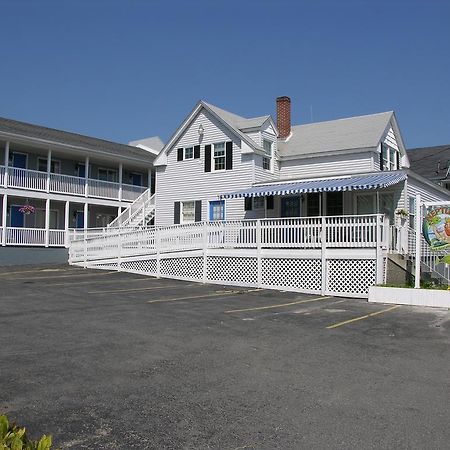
107 190 155 228
3 227 65 247
68 214 387 298
1 165 146 202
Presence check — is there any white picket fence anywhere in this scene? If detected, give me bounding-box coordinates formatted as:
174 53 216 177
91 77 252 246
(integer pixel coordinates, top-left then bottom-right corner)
69 214 387 298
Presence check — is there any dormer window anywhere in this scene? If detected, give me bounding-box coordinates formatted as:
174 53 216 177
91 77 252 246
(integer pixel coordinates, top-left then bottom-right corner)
263 139 272 171
381 144 400 171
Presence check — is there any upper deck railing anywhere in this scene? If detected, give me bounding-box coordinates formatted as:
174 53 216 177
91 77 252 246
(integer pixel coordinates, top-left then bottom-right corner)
0 165 146 202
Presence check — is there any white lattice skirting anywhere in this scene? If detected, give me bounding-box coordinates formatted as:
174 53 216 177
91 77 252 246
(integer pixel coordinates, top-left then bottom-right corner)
83 251 379 298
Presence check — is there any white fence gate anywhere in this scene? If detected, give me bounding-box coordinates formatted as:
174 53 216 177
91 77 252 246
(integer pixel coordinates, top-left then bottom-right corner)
68 214 388 298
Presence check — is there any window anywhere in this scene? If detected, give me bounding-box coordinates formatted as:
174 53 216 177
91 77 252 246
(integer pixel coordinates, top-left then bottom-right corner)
409 196 415 229
38 158 60 173
98 168 118 182
356 193 376 215
213 142 226 171
181 201 195 223
307 193 321 216
184 147 194 160
326 192 343 216
253 197 265 210
35 209 58 229
209 200 225 221
262 139 272 171
381 144 399 171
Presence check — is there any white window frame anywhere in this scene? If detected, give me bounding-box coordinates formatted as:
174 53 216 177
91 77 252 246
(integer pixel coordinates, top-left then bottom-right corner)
184 146 194 160
181 200 195 224
37 157 61 174
382 144 399 171
9 151 28 169
262 139 273 172
212 142 226 172
98 167 118 183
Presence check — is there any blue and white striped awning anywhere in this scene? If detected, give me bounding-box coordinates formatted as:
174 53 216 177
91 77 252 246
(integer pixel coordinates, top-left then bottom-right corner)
221 171 407 199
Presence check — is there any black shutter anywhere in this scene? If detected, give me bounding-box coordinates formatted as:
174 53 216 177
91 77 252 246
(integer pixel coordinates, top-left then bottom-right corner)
396 151 400 169
194 145 200 159
266 195 274 210
205 145 211 172
177 148 183 162
195 200 202 222
379 146 383 171
174 202 180 224
244 197 252 211
226 141 233 170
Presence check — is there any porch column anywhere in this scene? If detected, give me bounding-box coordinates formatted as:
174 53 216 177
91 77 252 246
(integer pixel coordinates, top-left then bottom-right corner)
46 149 52 193
84 202 88 229
45 198 50 247
148 168 152 193
4 141 9 188
1 194 7 246
84 156 90 197
64 201 70 247
118 162 123 201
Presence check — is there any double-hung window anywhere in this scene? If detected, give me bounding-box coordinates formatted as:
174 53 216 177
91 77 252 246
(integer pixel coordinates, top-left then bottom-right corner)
38 158 60 173
262 139 272 171
98 168 118 182
181 201 195 224
382 144 399 171
184 147 194 160
213 142 226 171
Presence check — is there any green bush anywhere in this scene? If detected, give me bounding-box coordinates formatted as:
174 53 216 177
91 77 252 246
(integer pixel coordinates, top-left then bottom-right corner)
0 415 53 450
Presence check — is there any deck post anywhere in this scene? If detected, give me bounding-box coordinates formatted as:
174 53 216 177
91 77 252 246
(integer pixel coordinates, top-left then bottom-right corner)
118 162 123 201
321 216 327 295
256 219 262 288
202 221 208 283
375 214 384 284
4 141 9 188
1 194 7 246
45 198 50 247
84 156 89 197
414 194 421 288
155 227 161 278
64 201 70 248
46 149 52 193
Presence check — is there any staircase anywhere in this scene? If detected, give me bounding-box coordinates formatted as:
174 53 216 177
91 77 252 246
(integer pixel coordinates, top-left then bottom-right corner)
108 189 155 229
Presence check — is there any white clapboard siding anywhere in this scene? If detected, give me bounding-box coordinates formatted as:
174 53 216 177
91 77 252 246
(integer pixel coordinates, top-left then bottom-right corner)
254 129 280 183
383 126 399 151
407 176 450 204
156 109 254 226
245 131 261 146
279 151 375 179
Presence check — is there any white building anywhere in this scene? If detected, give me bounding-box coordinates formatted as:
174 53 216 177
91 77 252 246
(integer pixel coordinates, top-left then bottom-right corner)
0 117 160 259
153 97 449 227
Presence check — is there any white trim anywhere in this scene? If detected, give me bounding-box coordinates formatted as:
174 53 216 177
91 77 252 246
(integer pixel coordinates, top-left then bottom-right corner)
180 200 195 224
212 141 226 172
183 146 194 160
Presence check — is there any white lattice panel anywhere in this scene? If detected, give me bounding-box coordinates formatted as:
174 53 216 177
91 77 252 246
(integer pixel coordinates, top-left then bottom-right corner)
87 261 119 270
261 258 321 292
160 257 203 280
120 258 157 275
207 256 258 285
327 259 376 295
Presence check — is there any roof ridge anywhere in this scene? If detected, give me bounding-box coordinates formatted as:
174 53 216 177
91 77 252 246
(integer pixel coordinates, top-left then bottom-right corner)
290 111 393 128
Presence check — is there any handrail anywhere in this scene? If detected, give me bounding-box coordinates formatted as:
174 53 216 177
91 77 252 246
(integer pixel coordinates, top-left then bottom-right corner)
107 190 154 228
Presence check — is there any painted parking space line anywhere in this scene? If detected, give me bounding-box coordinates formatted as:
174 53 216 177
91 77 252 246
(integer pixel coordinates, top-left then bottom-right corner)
51 277 155 287
88 283 196 294
225 295 333 313
326 305 401 329
147 290 241 304
10 271 117 281
0 267 81 277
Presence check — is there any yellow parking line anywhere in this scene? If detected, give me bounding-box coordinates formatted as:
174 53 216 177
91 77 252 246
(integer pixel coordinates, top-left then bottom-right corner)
225 295 333 313
147 291 240 304
89 283 195 294
326 305 400 329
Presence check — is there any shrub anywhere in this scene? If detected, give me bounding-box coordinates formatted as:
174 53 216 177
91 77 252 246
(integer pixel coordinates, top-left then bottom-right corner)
0 415 53 450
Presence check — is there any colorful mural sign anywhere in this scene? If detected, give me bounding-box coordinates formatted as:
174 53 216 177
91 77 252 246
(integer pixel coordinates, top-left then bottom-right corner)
423 206 450 252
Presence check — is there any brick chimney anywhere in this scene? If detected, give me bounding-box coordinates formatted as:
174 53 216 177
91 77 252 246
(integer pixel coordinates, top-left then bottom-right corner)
276 96 291 139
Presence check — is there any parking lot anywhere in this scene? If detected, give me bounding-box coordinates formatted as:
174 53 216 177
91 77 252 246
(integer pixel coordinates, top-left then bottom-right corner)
1 265 449 449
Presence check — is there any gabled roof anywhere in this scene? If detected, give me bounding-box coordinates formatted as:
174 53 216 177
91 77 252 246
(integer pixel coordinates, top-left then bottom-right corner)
0 116 156 163
278 111 394 157
154 100 273 166
407 145 450 181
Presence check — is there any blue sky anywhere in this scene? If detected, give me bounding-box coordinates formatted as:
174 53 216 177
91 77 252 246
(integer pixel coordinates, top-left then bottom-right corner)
0 0 449 148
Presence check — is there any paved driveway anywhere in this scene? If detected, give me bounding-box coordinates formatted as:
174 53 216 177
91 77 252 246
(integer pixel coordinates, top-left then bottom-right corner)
1 265 449 449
